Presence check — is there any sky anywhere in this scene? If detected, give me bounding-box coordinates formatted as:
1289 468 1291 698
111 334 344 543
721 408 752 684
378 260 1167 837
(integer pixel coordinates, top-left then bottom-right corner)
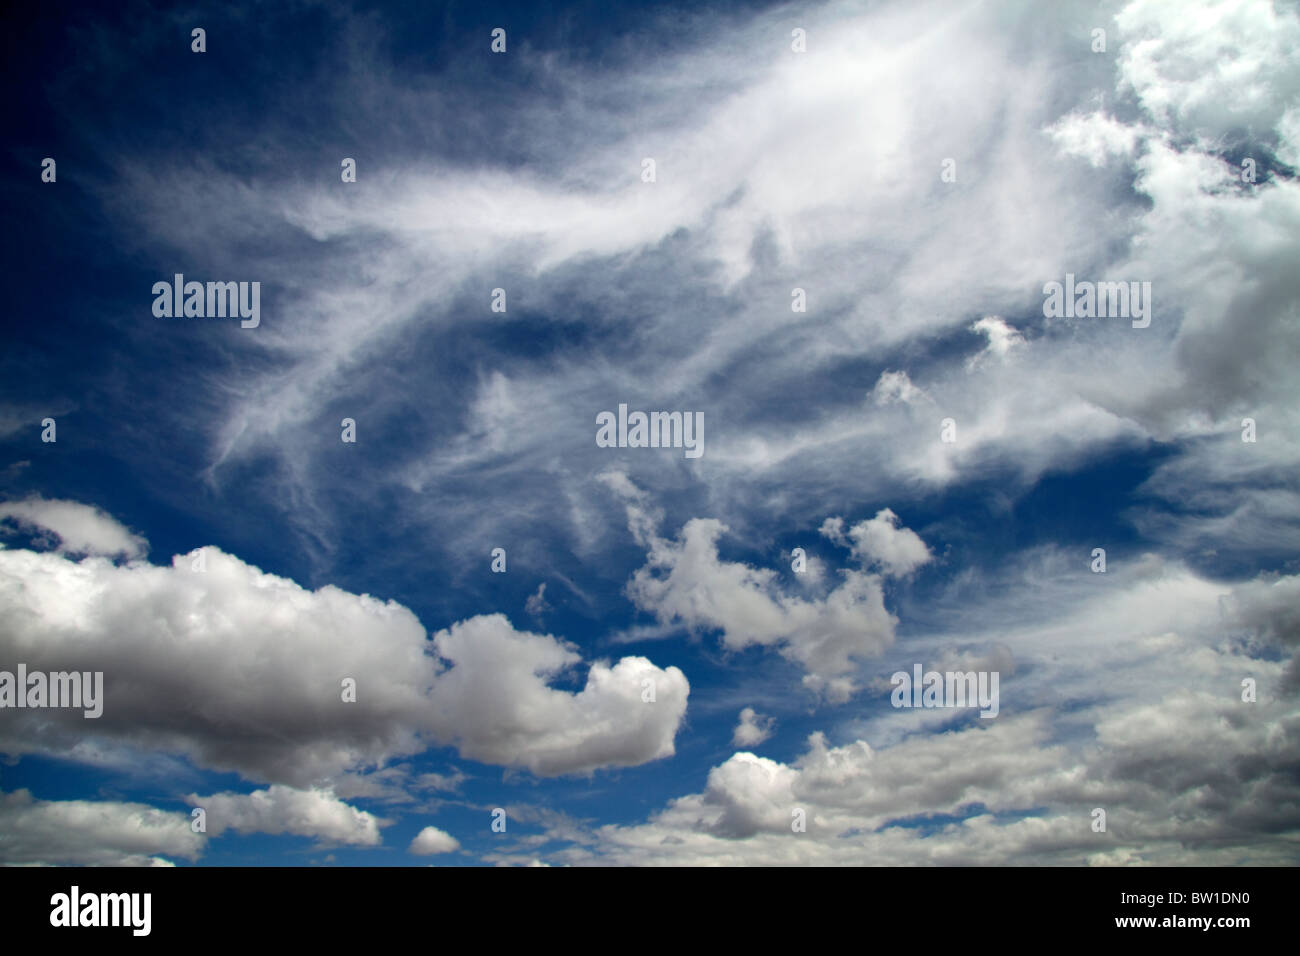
1 0 1298 866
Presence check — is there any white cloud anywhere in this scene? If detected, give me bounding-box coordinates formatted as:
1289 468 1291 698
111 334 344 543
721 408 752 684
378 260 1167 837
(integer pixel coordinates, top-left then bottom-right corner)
871 370 927 407
409 825 460 855
0 789 202 866
525 582 551 616
426 614 688 776
0 523 689 784
732 707 775 747
965 316 1025 370
618 506 903 701
820 509 932 578
488 547 1300 865
187 786 383 845
1047 111 1140 167
0 496 147 559
92 0 1148 571
607 479 931 700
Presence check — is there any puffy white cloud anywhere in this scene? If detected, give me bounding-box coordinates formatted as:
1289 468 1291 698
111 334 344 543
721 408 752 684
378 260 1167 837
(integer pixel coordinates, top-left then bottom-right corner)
820 509 932 578
0 496 147 559
558 686 1299 865
625 515 898 702
608 474 945 700
187 786 383 845
426 614 688 776
409 825 460 855
0 789 202 866
0 526 689 784
732 707 775 747
605 473 925 700
489 554 1300 866
1115 0 1300 134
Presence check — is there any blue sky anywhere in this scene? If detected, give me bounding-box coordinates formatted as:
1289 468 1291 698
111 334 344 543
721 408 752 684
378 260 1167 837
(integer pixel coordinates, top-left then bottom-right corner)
2 0 1299 866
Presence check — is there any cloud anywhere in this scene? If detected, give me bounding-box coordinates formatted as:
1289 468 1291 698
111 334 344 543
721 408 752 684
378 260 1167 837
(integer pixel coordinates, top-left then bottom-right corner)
187 785 383 845
525 583 551 616
76 0 1155 576
732 707 775 747
871 370 928 407
966 316 1025 370
0 496 147 559
426 614 689 776
820 509 933 578
1047 111 1140 167
613 483 914 701
0 517 689 784
500 551 1300 865
409 825 460 855
8 0 1300 869
560 686 1299 865
0 789 202 866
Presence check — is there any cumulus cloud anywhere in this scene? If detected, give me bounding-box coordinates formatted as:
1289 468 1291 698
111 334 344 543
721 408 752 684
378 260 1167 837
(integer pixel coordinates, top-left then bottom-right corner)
478 552 1300 866
409 825 460 855
820 509 932 578
561 684 1300 865
609 477 920 701
554 680 1299 866
731 707 775 748
426 614 688 776
0 520 689 784
0 496 147 559
187 786 383 845
0 789 202 866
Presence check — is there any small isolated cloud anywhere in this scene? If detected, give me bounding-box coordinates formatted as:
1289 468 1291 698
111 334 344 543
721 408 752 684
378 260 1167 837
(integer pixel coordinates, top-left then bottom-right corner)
525 582 551 616
0 496 147 559
820 509 932 578
732 707 776 747
409 825 460 855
